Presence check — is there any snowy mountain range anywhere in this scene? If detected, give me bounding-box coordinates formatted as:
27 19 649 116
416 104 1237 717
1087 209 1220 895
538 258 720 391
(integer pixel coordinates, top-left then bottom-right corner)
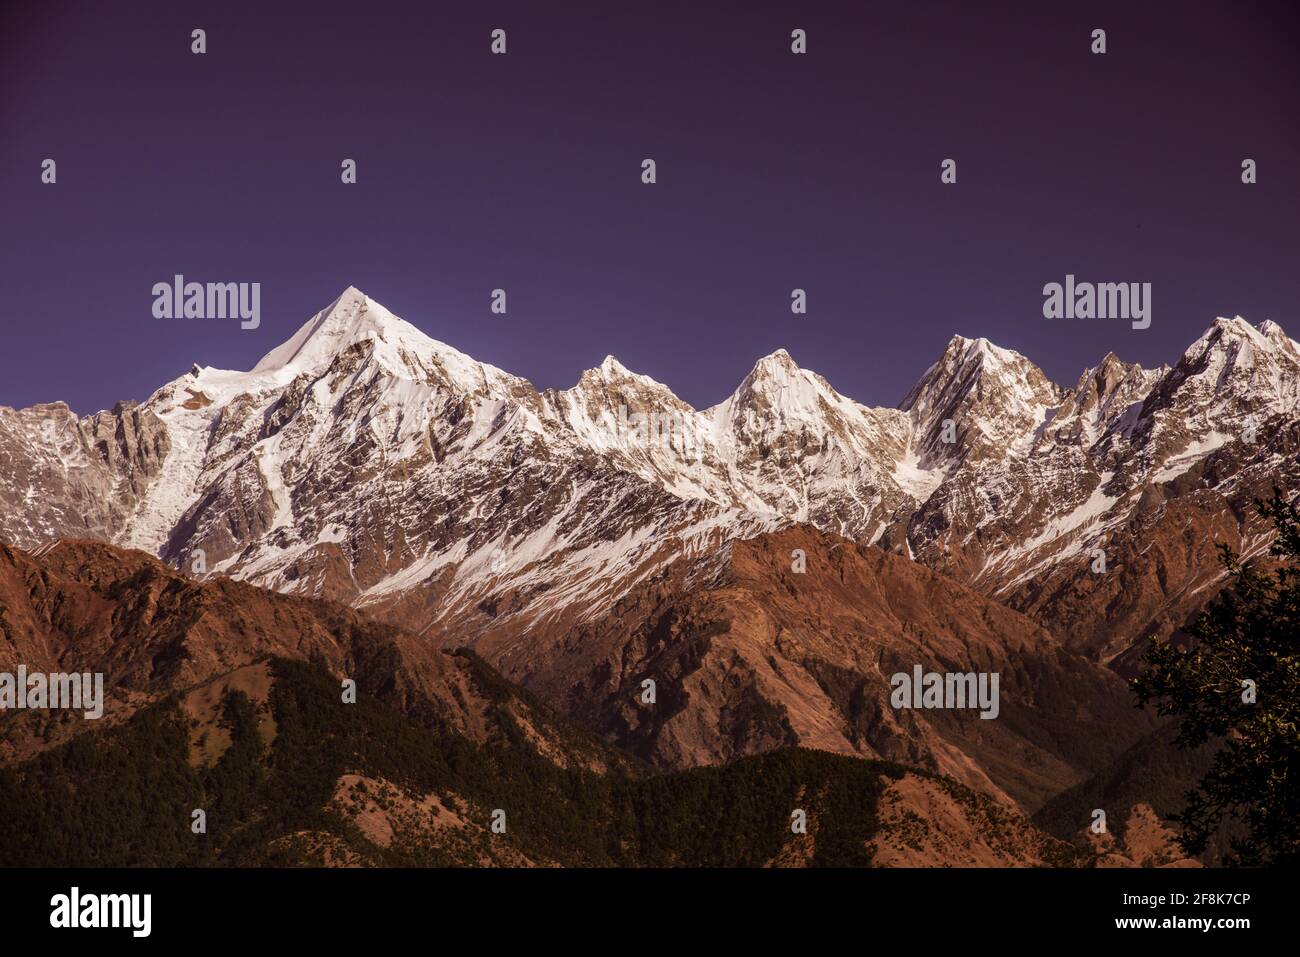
4 288 1294 641
1 287 1296 801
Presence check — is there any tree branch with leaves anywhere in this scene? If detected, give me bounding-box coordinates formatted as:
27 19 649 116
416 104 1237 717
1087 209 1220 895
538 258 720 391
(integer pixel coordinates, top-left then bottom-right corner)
1131 490 1300 866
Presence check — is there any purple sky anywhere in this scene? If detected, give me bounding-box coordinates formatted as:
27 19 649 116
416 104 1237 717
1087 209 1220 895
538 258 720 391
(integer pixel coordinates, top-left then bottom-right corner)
3 0 1299 415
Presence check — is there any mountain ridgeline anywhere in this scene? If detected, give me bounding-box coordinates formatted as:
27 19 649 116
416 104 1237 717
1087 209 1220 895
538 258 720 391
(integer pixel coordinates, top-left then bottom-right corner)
2 288 1294 866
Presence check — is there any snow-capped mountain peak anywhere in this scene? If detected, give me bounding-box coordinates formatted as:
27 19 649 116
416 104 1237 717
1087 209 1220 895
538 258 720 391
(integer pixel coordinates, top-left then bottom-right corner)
900 333 1061 466
1187 316 1299 362
580 354 673 394
1152 314 1300 420
251 287 526 403
3 292 1297 685
711 348 881 448
750 347 799 370
251 286 385 373
731 348 817 400
1253 317 1294 348
598 354 633 376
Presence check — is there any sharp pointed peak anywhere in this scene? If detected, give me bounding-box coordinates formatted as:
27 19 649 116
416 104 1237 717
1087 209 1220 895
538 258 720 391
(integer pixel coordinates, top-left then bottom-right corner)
569 354 676 396
1208 315 1251 336
319 285 371 314
927 335 1047 385
250 288 417 375
1092 351 1137 374
1189 315 1288 353
733 349 812 399
1072 351 1141 392
576 354 637 381
944 334 1023 363
901 332 1058 413
748 348 801 374
1206 314 1289 343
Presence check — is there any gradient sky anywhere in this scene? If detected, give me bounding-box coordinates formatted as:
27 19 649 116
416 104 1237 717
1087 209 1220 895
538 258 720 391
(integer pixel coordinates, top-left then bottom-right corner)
2 0 1298 416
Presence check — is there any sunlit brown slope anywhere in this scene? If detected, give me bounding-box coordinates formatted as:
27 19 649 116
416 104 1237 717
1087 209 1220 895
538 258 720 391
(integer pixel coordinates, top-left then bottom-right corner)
389 526 1159 812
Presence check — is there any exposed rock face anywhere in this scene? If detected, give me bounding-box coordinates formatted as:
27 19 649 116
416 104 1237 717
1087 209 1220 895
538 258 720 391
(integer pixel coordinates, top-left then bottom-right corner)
0 400 168 545
0 403 109 543
85 400 170 497
901 335 1064 471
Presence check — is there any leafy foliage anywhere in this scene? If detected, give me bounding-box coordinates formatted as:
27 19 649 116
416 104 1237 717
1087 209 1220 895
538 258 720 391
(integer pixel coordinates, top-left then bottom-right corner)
1131 491 1300 865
